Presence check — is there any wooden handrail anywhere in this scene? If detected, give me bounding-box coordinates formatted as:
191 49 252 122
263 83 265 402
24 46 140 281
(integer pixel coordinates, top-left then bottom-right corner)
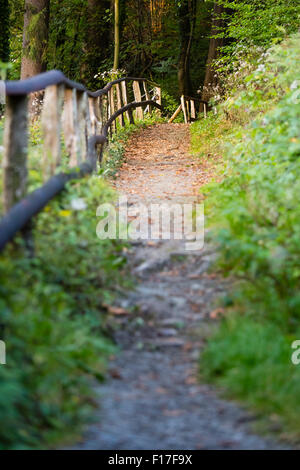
5 70 160 97
168 95 208 124
0 71 162 252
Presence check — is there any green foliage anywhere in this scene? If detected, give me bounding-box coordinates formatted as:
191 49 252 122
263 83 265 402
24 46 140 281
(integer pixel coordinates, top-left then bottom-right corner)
193 33 300 437
201 316 300 438
161 89 182 118
0 0 10 63
7 0 23 79
102 125 134 179
211 0 300 98
220 0 300 48
24 5 49 63
47 0 88 81
204 35 300 329
191 112 235 158
0 174 128 449
8 0 212 98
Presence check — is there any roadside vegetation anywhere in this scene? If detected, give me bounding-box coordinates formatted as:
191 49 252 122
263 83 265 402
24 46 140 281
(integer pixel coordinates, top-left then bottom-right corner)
0 107 165 449
192 33 300 440
0 171 130 449
0 121 130 448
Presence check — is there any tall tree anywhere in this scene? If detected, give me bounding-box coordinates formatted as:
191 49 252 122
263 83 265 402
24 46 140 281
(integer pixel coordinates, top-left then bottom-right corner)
81 0 111 86
0 0 10 63
113 0 120 70
21 0 50 79
177 0 197 96
201 1 226 106
150 0 166 33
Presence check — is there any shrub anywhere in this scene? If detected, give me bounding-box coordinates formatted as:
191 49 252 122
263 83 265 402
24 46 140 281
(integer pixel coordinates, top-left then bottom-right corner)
0 175 128 449
193 33 300 438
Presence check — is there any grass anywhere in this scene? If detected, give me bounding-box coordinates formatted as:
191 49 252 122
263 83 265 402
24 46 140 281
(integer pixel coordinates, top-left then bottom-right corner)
191 33 300 442
201 315 300 441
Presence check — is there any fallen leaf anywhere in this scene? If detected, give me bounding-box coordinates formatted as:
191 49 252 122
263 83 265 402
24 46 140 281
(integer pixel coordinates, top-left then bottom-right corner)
103 304 129 315
185 376 198 385
209 307 225 319
109 368 122 379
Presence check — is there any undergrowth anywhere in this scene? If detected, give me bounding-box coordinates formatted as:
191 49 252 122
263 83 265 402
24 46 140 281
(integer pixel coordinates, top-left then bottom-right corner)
192 33 300 441
0 146 131 449
0 109 165 449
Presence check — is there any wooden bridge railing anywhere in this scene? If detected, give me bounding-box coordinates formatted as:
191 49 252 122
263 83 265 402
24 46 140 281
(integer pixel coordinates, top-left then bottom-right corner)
0 70 162 252
168 95 208 124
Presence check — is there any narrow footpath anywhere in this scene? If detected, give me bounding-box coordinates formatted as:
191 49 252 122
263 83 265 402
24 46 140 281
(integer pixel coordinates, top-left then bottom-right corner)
73 124 286 450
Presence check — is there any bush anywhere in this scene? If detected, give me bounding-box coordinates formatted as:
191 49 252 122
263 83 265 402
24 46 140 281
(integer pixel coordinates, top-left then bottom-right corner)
205 35 300 329
210 2 300 104
0 175 128 449
220 0 300 50
193 33 300 439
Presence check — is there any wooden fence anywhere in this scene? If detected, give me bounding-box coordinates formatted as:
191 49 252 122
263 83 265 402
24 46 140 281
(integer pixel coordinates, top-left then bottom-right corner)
168 95 207 124
0 71 162 252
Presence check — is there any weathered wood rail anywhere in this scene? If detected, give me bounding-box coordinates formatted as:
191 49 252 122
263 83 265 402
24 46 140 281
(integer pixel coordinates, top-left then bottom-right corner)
168 95 207 124
0 70 162 252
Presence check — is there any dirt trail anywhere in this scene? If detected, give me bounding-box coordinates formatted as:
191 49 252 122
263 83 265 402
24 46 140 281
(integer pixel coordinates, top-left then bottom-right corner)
113 123 215 203
72 124 285 450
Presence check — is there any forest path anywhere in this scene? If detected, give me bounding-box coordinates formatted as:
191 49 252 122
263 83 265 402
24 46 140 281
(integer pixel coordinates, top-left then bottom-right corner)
72 123 285 450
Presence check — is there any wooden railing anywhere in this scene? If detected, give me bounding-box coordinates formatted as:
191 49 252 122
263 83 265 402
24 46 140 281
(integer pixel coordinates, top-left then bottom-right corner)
168 95 207 124
0 71 162 252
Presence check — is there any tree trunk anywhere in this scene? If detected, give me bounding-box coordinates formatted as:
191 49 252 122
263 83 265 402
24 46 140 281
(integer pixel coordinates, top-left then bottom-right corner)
136 0 146 73
82 0 111 86
177 0 196 97
201 2 226 106
0 0 10 63
113 0 120 70
21 0 50 79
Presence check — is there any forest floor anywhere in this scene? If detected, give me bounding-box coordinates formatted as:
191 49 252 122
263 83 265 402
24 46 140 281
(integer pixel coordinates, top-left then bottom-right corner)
71 123 287 450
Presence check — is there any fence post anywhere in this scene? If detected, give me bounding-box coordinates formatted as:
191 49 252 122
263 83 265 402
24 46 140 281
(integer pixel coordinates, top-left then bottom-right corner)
102 94 109 130
63 88 82 167
168 103 182 124
180 95 188 124
143 81 152 114
108 86 116 134
133 81 143 120
42 84 64 178
186 98 190 123
128 107 135 125
190 99 196 121
88 97 98 135
116 83 125 127
3 94 28 212
155 86 162 116
77 91 88 161
121 81 130 122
